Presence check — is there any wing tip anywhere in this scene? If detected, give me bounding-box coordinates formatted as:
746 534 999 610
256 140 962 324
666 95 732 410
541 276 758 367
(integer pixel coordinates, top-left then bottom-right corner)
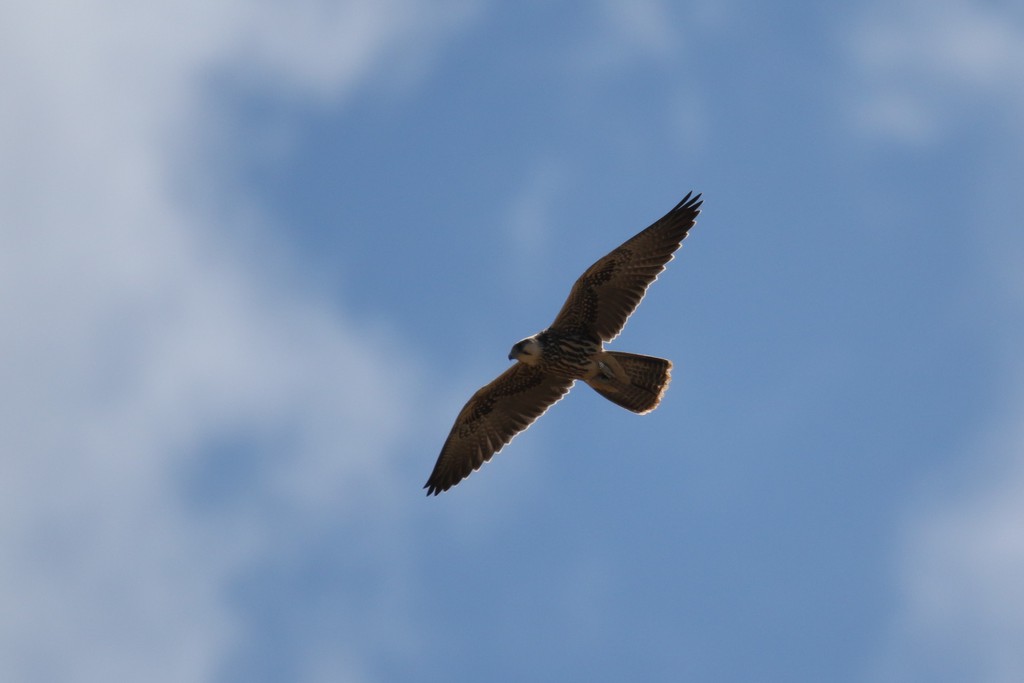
423 478 449 496
674 190 703 215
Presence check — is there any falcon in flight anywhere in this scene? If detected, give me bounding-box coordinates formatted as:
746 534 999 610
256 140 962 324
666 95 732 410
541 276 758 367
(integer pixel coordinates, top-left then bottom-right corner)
424 192 703 495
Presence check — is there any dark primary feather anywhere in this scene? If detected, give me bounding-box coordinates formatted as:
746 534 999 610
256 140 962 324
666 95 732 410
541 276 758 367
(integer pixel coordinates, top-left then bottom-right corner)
550 192 702 342
424 363 575 495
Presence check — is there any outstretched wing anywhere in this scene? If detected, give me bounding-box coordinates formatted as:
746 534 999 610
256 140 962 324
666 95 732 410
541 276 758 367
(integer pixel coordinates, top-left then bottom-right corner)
424 363 574 495
550 192 702 342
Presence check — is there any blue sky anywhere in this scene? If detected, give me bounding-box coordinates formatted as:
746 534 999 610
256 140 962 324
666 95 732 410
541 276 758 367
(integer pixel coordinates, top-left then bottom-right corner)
3 1 1023 681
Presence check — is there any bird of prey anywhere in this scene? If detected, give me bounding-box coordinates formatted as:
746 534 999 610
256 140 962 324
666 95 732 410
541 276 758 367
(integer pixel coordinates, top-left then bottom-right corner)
424 192 703 495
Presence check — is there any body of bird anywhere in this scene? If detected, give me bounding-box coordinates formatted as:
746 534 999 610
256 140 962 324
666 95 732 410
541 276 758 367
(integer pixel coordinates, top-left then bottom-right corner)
425 192 703 495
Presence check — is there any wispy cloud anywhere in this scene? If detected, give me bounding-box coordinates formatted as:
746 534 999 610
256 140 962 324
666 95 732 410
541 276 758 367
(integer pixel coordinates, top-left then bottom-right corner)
592 0 677 65
504 159 569 261
870 414 1024 683
843 3 1024 680
0 1 474 680
846 0 1024 143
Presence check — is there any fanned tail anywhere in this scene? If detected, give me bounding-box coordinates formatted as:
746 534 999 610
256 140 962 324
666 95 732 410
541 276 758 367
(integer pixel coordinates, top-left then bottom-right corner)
584 351 672 414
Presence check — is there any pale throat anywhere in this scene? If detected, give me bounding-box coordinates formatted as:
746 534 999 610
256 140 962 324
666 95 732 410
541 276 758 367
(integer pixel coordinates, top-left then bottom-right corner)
511 336 544 365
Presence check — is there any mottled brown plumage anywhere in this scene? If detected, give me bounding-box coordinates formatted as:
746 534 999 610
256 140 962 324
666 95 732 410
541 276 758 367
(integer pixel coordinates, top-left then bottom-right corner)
425 364 574 495
425 192 702 495
550 193 704 341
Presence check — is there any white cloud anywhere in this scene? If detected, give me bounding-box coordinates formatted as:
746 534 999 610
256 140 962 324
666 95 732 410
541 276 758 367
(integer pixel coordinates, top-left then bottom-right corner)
504 160 569 260
846 0 1024 142
871 414 1024 683
566 0 689 75
0 1 473 681
573 0 737 74
596 0 676 63
844 4 1024 680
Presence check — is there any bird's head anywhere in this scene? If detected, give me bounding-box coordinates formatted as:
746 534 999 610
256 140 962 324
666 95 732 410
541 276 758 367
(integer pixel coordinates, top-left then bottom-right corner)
508 335 543 365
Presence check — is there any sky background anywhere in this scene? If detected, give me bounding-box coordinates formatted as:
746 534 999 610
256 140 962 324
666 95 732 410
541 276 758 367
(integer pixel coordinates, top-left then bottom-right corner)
3 1 1024 681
